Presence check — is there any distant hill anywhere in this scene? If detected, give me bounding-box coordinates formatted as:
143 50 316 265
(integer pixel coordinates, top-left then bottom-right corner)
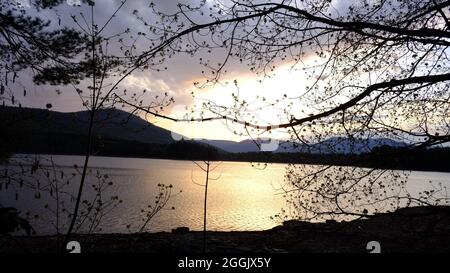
1 106 406 156
0 106 219 159
0 106 175 145
274 137 407 154
2 106 450 172
202 137 407 154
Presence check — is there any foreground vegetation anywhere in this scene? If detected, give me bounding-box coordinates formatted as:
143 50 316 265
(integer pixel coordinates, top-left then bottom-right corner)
1 206 450 253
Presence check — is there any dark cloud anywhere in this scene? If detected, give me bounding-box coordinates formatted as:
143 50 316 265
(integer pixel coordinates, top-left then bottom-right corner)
5 0 348 113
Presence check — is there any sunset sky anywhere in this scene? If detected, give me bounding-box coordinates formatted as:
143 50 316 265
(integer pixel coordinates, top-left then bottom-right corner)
9 0 351 141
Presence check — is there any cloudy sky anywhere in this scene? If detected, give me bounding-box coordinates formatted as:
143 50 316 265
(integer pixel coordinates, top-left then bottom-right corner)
8 0 351 141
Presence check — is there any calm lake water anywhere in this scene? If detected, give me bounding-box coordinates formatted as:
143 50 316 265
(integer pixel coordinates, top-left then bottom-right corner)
1 155 450 235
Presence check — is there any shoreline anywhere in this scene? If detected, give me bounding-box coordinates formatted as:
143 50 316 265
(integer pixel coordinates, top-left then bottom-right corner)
8 153 450 174
2 206 450 253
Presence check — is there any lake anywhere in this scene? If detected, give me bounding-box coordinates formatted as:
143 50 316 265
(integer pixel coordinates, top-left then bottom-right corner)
1 155 449 235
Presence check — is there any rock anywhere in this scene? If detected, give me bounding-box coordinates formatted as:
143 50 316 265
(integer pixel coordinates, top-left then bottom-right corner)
171 227 190 234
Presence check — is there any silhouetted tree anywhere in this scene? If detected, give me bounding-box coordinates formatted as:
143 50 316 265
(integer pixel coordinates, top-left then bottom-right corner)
127 0 450 220
2 0 450 245
191 157 222 253
0 0 179 251
0 0 92 91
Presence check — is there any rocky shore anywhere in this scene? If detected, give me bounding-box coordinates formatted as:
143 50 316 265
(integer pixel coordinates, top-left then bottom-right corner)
1 206 450 253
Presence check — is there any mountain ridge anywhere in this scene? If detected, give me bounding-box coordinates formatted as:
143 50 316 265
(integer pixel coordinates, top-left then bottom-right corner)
1 106 407 154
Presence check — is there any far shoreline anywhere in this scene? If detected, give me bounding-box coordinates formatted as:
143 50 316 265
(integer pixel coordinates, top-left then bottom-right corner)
7 152 450 174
